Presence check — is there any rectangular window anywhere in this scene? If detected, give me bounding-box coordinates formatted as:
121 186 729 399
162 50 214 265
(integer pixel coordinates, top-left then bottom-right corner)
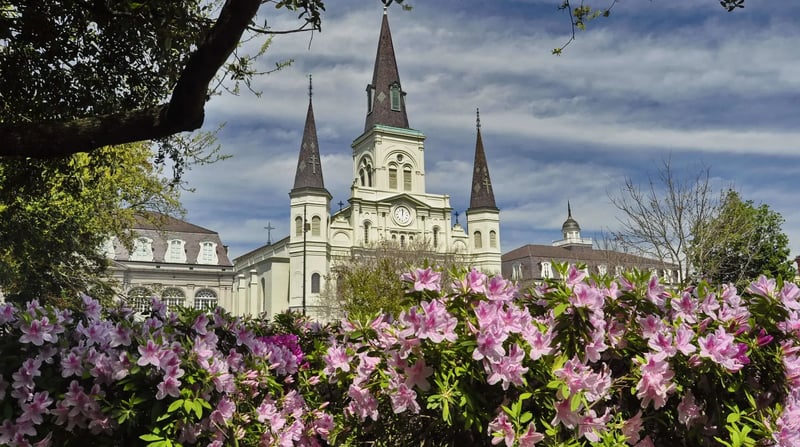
390 85 401 111
403 169 412 191
389 168 397 189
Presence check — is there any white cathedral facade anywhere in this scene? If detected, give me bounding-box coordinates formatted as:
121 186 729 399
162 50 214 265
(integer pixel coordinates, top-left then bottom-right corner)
231 11 502 318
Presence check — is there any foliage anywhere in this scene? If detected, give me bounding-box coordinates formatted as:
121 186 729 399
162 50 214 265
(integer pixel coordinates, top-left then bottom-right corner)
0 143 182 304
1 266 799 446
319 241 466 320
0 0 326 158
690 190 793 287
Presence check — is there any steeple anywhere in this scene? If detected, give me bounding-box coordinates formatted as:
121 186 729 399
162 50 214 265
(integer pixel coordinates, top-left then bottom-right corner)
562 201 581 235
292 75 328 194
468 109 498 211
364 9 409 131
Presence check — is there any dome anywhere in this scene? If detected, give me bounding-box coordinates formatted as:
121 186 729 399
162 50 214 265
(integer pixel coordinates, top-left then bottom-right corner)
561 216 581 233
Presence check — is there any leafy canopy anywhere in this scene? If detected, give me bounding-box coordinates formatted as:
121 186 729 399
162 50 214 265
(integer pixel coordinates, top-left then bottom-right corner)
690 189 793 287
0 143 182 304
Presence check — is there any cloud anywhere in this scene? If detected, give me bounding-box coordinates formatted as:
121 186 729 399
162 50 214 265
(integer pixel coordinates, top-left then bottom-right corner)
181 1 800 261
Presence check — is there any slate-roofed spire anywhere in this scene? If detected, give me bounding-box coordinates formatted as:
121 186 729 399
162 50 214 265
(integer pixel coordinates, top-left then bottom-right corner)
364 8 409 131
292 75 327 193
468 108 498 210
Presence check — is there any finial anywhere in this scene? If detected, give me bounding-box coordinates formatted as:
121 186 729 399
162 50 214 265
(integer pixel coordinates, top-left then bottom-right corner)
476 108 481 130
383 4 388 15
567 201 572 218
308 74 313 99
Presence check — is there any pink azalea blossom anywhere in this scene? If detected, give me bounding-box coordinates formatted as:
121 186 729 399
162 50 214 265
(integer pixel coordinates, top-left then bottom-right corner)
401 267 442 292
677 391 704 427
404 358 433 391
622 411 644 445
488 412 515 446
746 275 776 298
635 352 676 409
518 422 545 446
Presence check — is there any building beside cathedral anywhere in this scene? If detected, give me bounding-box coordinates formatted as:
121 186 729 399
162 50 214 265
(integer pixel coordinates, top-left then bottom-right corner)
232 10 502 318
502 204 680 288
106 212 236 312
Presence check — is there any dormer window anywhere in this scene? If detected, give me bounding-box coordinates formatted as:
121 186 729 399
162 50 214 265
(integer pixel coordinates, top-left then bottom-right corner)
366 85 374 113
198 241 218 265
166 239 186 263
390 83 401 111
130 237 153 262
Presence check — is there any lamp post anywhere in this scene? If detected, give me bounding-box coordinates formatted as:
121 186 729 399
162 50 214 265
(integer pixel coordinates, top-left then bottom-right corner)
302 204 310 316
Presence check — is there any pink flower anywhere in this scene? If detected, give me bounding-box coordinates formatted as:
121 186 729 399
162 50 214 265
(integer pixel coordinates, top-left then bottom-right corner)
156 375 181 400
488 412 515 446
454 269 487 295
402 267 442 293
404 358 433 391
486 343 528 390
518 422 545 447
569 283 603 313
670 292 698 324
635 353 676 409
486 275 516 301
323 343 352 377
779 282 800 311
646 276 667 307
210 397 235 425
746 275 775 298
18 391 53 425
19 317 55 346
565 265 587 287
346 385 379 421
698 327 748 372
389 382 420 414
622 411 643 445
136 339 162 368
677 391 703 427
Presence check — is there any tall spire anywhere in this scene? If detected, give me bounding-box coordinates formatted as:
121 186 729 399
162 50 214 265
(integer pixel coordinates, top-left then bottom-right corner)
568 200 572 218
468 108 498 211
364 10 409 131
292 74 327 193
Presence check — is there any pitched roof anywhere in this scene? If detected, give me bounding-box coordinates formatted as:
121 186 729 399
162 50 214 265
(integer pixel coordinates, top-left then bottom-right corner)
468 111 498 211
133 212 216 234
292 92 328 193
502 244 675 267
364 11 409 131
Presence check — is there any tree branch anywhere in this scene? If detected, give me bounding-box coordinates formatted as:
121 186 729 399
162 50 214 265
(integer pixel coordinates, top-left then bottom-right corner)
0 0 263 158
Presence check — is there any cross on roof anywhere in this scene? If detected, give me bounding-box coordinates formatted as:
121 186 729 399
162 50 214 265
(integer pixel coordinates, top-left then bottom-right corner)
454 211 460 224
264 221 275 245
338 200 344 211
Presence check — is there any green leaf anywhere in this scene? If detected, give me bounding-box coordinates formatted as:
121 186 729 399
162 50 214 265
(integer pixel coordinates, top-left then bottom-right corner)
168 399 184 413
139 434 163 442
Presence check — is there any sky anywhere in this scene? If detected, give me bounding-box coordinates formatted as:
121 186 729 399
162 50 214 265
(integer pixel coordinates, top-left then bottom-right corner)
179 0 800 264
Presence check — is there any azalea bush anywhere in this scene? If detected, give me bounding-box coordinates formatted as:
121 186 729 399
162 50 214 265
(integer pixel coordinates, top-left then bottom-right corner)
0 265 799 446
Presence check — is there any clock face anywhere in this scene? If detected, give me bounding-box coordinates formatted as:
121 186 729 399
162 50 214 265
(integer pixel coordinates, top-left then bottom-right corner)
393 206 412 226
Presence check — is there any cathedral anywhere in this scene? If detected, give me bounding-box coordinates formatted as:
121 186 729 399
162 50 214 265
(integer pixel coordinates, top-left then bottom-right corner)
231 10 502 318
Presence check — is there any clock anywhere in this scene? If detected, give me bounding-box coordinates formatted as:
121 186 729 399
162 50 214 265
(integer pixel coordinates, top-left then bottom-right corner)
393 206 412 226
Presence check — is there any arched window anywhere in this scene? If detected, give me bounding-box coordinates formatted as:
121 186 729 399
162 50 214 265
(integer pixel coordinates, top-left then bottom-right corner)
311 216 321 236
127 287 152 313
359 159 373 187
161 288 185 310
598 264 608 276
363 221 371 244
366 86 374 113
403 165 412 191
473 231 482 249
130 237 153 262
295 216 303 236
512 263 523 280
432 226 439 248
489 230 497 248
194 289 218 311
311 273 321 294
400 235 405 247
541 262 553 279
388 165 398 190
198 241 218 265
